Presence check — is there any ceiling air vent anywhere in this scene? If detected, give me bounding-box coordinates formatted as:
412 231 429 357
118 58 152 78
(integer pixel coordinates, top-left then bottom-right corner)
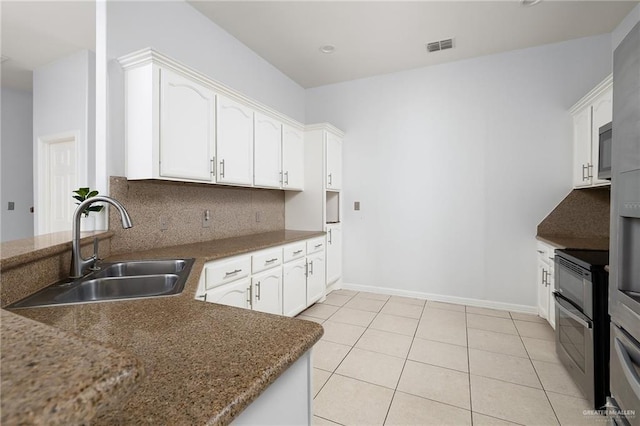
426 38 454 53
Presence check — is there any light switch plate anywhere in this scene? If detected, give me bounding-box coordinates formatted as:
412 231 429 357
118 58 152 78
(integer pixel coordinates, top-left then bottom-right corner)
7 201 14 211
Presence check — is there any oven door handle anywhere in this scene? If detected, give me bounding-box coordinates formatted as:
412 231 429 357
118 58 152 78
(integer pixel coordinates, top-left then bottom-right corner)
613 329 640 400
553 292 592 329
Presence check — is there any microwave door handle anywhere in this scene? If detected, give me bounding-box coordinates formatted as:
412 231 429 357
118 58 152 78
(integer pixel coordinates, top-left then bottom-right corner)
614 338 640 399
554 293 592 329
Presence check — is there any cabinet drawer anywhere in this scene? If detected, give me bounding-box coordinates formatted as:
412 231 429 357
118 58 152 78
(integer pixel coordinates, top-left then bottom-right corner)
252 247 283 274
204 255 251 290
537 242 556 265
307 237 325 254
283 242 306 263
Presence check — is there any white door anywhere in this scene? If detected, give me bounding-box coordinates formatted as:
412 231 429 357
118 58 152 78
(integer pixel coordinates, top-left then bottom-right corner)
326 133 342 190
591 88 613 186
39 135 77 234
573 107 592 188
282 125 304 190
252 269 282 315
307 252 325 306
160 68 215 182
326 224 342 285
254 112 282 188
283 258 307 317
537 261 550 320
204 278 251 309
217 96 254 186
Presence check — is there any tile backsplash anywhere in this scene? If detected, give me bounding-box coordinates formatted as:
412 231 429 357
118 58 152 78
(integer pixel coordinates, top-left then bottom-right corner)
109 177 284 254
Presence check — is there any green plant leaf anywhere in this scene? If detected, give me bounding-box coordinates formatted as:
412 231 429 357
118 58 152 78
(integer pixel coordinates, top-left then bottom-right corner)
87 190 99 198
73 195 85 203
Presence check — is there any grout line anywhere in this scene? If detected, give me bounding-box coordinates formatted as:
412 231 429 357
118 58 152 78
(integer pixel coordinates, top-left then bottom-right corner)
465 306 474 426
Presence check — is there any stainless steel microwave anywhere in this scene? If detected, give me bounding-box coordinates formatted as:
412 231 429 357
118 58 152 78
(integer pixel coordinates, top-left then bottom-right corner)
598 122 612 180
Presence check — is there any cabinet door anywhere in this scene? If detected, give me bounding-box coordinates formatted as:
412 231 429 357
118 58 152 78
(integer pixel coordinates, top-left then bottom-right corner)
326 133 342 190
160 68 215 181
537 261 550 320
217 96 254 186
283 258 307 317
326 224 342 285
282 125 304 190
307 252 325 306
254 113 282 188
204 278 251 309
573 107 592 188
252 269 282 315
591 88 613 186
547 263 556 329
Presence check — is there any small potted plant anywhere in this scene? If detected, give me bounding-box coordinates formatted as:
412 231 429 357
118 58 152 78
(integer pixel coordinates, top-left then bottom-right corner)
72 187 103 231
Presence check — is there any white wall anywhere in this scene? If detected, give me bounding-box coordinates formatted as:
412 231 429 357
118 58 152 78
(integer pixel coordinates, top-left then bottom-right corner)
1 88 34 242
306 34 613 309
106 0 306 177
612 3 640 50
33 49 96 234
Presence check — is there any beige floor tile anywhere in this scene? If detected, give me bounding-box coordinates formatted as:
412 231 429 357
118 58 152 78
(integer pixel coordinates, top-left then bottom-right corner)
385 391 472 426
408 337 469 372
470 375 559 425
314 374 394 425
336 348 405 389
312 416 341 425
330 307 377 327
321 321 366 346
472 413 522 426
466 306 511 318
343 297 387 313
426 300 466 312
397 360 471 410
388 295 426 306
510 312 548 323
468 348 541 389
302 303 341 320
547 391 603 426
467 313 518 335
380 301 424 319
416 317 467 347
313 368 332 397
467 328 528 358
422 307 467 325
533 360 586 398
297 315 325 324
313 340 352 372
522 337 561 364
514 320 555 341
355 328 413 358
369 313 419 337
331 289 358 297
322 293 353 307
355 291 390 301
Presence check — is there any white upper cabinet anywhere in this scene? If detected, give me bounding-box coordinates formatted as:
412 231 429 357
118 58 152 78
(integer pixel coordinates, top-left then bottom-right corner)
282 125 304 190
254 112 282 188
570 76 612 188
160 68 215 182
326 132 342 190
217 96 254 186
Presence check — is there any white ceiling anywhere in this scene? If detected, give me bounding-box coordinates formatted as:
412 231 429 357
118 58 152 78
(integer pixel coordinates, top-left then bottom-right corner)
1 1 95 91
189 0 638 88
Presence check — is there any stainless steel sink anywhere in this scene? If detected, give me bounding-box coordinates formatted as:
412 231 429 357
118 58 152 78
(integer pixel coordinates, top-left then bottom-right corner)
7 258 195 309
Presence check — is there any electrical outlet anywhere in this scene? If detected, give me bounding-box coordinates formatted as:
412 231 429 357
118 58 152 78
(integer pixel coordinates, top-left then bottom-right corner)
7 201 14 211
354 201 360 211
160 216 169 231
202 209 211 228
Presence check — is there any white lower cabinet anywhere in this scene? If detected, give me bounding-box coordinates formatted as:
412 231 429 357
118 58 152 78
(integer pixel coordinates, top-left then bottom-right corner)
536 241 556 329
252 269 282 315
283 258 308 317
202 278 251 309
326 224 342 286
306 252 325 306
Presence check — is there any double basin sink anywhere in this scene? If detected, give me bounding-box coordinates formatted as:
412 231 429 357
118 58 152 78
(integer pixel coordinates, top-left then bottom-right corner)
8 259 195 309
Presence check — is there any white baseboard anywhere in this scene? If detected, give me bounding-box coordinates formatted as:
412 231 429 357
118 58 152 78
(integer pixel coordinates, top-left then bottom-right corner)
340 282 538 315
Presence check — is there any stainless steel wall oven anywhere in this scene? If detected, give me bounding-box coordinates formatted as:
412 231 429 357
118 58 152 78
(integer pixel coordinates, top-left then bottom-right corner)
553 249 609 410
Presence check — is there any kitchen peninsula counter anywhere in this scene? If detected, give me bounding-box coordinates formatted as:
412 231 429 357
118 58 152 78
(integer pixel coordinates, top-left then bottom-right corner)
3 230 325 425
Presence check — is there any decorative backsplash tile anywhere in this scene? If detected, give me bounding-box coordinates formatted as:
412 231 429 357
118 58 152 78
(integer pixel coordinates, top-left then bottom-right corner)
109 177 284 254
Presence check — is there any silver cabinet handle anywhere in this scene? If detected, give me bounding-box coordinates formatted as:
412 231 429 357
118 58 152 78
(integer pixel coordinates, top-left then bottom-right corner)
225 269 242 277
328 229 333 244
542 269 549 286
247 287 252 305
293 249 303 255
315 244 323 248
265 258 278 264
220 159 225 178
210 157 216 175
582 164 589 181
588 163 594 179
305 261 309 277
256 281 261 301
554 292 591 328
284 171 289 185
537 250 544 254
279 171 283 184
197 293 207 302
328 173 332 186
310 260 314 275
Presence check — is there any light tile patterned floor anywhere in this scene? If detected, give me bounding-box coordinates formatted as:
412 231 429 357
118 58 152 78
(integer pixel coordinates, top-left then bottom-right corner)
298 290 604 426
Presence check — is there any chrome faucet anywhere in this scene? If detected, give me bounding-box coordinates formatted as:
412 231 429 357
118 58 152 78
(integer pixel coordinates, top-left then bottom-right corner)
70 196 133 278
